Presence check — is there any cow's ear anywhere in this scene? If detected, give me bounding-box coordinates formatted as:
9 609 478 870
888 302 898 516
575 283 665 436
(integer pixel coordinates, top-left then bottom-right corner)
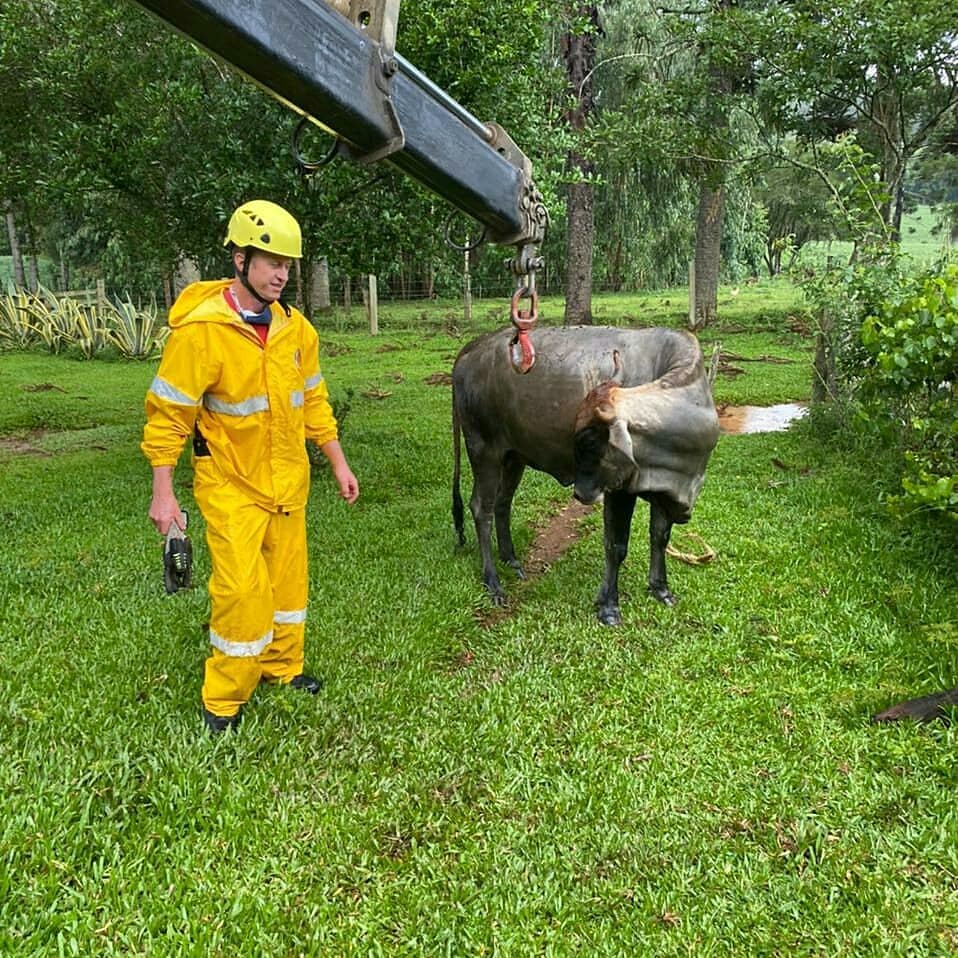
608 418 634 460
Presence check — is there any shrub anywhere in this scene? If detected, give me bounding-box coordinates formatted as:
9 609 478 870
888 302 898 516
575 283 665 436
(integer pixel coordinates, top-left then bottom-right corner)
0 287 167 359
860 260 958 519
105 297 169 359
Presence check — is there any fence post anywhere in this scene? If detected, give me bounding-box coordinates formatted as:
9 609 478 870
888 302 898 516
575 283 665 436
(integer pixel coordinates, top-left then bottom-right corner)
812 309 836 406
463 248 472 323
96 278 107 311
367 274 378 335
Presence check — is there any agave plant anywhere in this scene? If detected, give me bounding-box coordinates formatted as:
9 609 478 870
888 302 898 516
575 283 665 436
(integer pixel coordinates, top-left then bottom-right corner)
25 286 80 354
0 289 38 349
105 297 169 359
69 300 109 359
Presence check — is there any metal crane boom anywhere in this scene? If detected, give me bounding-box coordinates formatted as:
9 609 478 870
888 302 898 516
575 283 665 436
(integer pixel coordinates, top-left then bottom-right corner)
130 0 548 250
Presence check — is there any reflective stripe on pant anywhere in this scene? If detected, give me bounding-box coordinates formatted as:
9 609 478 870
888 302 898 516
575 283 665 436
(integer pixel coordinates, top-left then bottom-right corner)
195 477 308 717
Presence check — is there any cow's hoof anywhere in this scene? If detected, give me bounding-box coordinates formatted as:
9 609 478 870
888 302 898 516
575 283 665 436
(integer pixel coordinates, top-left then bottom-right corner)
649 586 677 607
597 608 622 626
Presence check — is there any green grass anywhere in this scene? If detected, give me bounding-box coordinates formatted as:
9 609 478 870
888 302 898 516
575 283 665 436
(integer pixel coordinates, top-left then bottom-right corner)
796 204 955 273
1 289 956 955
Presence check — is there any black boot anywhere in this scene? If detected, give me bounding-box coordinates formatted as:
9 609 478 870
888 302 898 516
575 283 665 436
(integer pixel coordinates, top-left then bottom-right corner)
203 707 241 734
289 674 323 694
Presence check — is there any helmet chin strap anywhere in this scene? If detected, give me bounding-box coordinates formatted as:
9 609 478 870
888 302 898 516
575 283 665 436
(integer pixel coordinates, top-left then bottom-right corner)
239 248 274 308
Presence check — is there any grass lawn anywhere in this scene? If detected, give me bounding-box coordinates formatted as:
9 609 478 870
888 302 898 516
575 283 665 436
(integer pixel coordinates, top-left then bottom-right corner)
1 284 956 955
795 204 955 273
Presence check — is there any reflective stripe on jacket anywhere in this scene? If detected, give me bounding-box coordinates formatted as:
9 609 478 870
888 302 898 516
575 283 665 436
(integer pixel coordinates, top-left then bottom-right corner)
142 280 337 511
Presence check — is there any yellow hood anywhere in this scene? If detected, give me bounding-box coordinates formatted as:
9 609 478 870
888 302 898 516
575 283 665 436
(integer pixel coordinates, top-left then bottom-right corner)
167 280 234 329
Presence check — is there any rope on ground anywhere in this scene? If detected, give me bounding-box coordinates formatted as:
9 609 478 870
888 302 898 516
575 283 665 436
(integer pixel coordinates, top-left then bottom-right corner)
666 531 716 566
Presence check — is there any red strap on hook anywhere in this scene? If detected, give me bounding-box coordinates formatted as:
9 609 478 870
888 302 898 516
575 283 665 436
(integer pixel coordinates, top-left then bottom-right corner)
509 286 538 374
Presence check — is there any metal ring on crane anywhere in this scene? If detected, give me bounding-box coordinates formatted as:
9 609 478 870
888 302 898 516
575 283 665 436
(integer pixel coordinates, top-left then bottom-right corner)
292 115 341 175
442 210 487 253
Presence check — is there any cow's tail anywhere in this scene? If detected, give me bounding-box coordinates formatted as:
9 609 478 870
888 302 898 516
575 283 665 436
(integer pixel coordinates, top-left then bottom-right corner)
452 382 466 547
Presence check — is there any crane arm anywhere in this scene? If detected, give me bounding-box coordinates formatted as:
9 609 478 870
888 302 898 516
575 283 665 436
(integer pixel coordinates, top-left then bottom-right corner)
130 0 548 250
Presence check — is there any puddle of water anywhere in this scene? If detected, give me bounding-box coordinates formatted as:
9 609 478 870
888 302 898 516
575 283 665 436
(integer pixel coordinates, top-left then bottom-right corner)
719 403 808 435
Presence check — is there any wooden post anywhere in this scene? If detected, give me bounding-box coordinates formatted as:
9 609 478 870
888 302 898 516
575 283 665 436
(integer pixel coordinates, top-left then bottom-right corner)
367 273 378 335
343 276 352 311
96 278 107 311
688 260 696 328
812 309 836 406
463 248 472 323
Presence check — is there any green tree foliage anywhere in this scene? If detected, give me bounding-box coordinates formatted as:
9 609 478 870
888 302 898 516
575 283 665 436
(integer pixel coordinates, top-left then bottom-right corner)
743 0 958 239
0 0 558 301
754 146 840 276
800 140 957 525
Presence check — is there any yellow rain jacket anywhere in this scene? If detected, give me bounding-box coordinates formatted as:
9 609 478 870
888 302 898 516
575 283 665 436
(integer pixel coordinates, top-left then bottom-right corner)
142 280 338 507
144 280 338 716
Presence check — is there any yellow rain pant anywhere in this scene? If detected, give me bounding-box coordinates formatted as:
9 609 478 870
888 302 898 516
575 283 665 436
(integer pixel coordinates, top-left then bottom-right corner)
195 472 308 717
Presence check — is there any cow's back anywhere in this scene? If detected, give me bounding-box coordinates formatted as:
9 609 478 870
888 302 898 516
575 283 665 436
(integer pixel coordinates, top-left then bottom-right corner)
453 326 706 484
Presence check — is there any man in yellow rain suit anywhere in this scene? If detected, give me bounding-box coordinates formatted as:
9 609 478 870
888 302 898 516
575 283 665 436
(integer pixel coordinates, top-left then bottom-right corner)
143 200 359 734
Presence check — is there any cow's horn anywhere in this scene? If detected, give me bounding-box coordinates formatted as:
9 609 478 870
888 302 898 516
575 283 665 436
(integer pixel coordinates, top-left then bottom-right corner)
608 418 634 461
610 350 625 385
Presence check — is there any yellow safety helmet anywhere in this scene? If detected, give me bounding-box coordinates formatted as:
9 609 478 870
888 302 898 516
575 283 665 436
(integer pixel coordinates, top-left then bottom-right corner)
223 200 302 259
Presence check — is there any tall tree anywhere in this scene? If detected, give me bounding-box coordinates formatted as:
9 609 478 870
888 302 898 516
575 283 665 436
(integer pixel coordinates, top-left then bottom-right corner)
744 0 958 241
561 3 601 325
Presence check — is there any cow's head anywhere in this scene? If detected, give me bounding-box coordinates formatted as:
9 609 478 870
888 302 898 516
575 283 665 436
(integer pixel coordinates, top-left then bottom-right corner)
572 352 637 504
572 350 718 517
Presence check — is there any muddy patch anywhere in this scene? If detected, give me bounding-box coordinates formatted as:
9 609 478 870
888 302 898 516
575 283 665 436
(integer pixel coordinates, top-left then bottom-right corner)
21 382 66 393
0 433 52 457
719 403 808 435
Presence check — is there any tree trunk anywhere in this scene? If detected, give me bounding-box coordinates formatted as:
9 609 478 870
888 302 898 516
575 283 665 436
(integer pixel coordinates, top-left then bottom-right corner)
565 180 595 325
58 245 70 291
311 256 331 313
174 256 200 296
876 78 905 240
5 204 25 288
26 253 39 292
692 183 724 330
561 3 600 326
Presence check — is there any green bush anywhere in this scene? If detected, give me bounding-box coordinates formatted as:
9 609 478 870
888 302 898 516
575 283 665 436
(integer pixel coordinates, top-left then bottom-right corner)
860 260 958 519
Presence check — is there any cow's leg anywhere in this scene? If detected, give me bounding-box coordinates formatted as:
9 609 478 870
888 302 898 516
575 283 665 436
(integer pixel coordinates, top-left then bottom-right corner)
495 452 526 579
596 490 636 626
469 459 507 605
648 495 677 606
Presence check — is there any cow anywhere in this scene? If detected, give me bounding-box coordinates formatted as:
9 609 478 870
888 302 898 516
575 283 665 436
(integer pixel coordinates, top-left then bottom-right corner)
452 325 720 625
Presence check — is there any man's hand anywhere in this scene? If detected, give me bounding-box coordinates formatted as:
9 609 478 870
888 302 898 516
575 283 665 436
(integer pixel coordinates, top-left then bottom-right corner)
149 466 183 534
321 439 359 504
333 462 359 504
